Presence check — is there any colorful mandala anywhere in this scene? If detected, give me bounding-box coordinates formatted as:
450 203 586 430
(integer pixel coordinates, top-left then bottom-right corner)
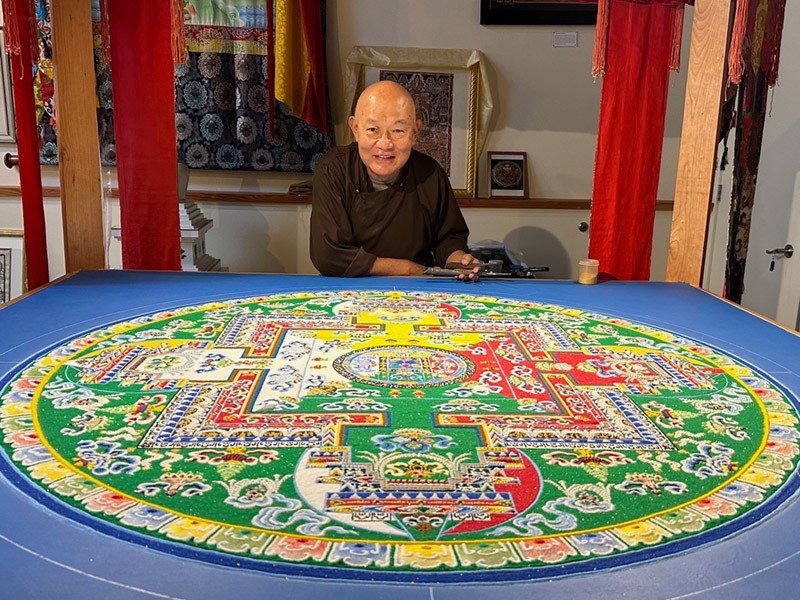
1 290 799 582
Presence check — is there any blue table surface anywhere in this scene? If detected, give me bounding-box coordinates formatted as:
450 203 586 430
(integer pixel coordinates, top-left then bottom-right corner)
1 270 799 599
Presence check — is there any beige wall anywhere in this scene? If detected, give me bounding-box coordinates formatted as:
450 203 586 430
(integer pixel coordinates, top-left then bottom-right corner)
0 1 686 281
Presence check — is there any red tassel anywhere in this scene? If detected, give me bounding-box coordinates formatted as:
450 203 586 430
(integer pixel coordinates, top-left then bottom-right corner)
1 0 21 55
2 0 38 62
99 0 112 65
171 0 188 66
592 0 611 78
728 0 749 85
668 4 684 71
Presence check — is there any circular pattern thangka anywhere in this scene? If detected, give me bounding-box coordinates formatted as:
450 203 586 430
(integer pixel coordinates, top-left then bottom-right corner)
491 160 523 188
1 290 799 583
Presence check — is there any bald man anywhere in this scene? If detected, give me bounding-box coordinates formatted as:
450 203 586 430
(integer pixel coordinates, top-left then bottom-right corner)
310 80 478 278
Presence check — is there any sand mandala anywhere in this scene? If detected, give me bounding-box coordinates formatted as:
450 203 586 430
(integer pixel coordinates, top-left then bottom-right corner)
1 290 799 582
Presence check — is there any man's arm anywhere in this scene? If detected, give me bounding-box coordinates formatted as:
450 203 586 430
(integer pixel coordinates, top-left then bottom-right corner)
369 257 425 276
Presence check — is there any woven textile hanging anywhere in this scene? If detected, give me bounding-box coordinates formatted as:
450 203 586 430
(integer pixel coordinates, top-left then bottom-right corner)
723 0 787 303
35 1 332 172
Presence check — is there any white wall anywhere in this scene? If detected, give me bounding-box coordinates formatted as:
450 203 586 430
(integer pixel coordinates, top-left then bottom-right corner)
0 1 688 282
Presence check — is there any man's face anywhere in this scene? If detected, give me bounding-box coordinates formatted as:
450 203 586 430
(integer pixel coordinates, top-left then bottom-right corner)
348 91 419 183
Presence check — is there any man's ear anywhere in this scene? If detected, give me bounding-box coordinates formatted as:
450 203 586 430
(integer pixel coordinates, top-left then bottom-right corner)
411 119 423 142
348 116 358 138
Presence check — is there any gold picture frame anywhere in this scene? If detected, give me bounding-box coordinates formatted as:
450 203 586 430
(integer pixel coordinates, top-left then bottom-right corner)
345 46 494 198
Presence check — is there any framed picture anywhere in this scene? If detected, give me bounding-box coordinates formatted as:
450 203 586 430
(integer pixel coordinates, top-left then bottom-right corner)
345 46 494 198
0 30 16 142
480 0 598 26
0 229 25 304
488 152 528 198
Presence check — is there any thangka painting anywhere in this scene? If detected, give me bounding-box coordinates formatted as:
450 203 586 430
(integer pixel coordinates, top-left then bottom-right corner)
2 289 799 581
380 70 454 176
34 0 332 172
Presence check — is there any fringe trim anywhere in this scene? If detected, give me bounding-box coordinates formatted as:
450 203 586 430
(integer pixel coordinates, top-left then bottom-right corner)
669 4 685 71
1 0 22 55
171 0 188 66
592 0 611 78
766 0 786 86
728 0 749 85
1 0 39 62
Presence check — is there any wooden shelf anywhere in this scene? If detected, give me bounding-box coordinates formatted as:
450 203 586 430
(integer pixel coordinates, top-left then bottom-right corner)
0 186 673 210
183 192 604 210
183 192 673 211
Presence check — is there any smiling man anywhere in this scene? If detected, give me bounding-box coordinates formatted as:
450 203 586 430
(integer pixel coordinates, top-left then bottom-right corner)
310 80 478 278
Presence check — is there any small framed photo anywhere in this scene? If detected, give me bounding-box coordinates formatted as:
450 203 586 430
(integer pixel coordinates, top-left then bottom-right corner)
488 151 528 198
0 229 26 304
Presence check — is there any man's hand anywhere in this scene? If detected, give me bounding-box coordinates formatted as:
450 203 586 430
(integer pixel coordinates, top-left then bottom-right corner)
446 251 481 282
370 257 425 277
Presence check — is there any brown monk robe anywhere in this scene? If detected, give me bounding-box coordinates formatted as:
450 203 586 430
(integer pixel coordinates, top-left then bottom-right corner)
310 80 479 279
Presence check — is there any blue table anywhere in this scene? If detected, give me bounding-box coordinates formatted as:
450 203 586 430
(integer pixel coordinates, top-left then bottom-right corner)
1 270 799 599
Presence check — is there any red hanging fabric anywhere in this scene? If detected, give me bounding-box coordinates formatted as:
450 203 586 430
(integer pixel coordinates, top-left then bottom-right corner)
588 0 677 280
298 0 327 134
593 0 689 76
2 0 49 290
728 0 787 88
108 0 181 271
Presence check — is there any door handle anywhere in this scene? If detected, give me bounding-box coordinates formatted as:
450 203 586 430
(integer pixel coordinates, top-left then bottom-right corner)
766 244 794 258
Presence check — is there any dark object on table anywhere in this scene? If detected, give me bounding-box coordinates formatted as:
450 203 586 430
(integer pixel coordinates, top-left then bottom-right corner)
423 240 549 278
468 239 549 277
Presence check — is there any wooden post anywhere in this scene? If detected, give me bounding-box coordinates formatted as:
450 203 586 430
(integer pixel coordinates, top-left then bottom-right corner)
666 0 734 284
50 1 105 271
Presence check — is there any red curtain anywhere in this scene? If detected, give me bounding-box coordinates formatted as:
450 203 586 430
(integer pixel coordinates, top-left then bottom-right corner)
2 0 49 290
588 0 678 280
298 0 327 133
109 1 181 270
